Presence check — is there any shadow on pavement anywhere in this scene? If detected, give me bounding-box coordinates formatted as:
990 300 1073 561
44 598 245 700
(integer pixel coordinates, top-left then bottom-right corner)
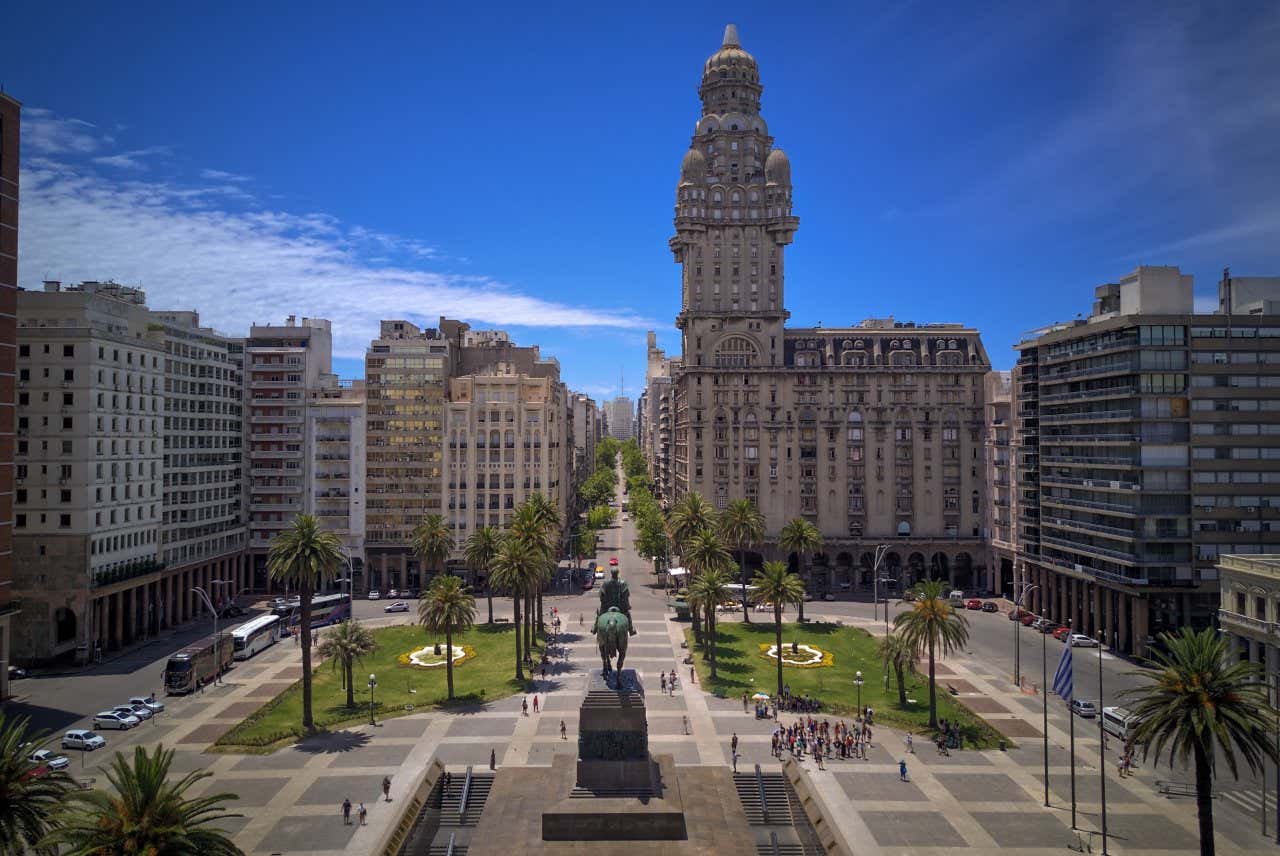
294 729 371 754
1 699 85 734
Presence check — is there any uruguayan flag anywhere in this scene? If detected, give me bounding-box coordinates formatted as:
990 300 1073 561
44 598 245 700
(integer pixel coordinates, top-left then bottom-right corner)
1052 644 1073 702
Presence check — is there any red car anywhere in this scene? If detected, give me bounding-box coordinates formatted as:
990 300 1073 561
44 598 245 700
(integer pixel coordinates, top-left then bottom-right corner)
1053 626 1071 641
609 557 619 566
1021 612 1038 626
964 598 982 610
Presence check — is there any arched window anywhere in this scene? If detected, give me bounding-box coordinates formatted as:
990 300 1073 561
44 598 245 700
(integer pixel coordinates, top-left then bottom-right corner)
890 351 918 366
714 336 759 368
843 350 867 366
847 411 864 443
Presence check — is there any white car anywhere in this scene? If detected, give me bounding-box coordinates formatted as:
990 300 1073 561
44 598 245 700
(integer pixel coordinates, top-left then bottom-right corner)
62 730 106 751
1071 699 1098 718
114 703 153 721
368 590 381 600
384 601 410 614
93 710 139 730
1069 633 1100 648
387 588 399 598
594 571 605 581
129 695 165 713
29 748 71 771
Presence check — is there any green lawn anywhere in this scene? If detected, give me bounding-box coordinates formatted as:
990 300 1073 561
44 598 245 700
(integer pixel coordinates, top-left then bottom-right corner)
686 620 1008 750
215 622 533 750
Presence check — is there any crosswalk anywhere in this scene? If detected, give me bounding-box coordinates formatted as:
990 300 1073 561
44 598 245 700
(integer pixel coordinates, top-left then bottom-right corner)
1221 786 1276 818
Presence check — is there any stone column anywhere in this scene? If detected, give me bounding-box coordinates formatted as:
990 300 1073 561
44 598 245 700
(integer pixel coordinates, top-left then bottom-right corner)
379 554 389 592
399 555 409 592
1132 597 1149 658
124 587 136 646
1117 593 1130 654
1181 593 1193 628
97 598 108 650
1091 583 1102 639
1104 588 1116 648
110 593 122 650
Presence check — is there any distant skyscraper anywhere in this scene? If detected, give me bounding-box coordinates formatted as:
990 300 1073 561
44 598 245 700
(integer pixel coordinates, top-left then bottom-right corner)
604 396 635 440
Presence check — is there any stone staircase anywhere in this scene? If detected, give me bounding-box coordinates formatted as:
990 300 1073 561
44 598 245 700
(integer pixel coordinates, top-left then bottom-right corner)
733 768 824 856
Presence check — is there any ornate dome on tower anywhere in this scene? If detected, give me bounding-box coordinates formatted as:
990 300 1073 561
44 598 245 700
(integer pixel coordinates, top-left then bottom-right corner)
702 24 759 87
680 148 706 183
765 147 791 184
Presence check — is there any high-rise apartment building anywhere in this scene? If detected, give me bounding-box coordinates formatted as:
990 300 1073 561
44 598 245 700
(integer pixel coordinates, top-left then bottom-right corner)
638 332 677 503
364 320 452 593
604 396 635 440
569 392 599 486
308 376 365 573
1012 266 1280 657
12 282 249 663
983 371 1014 596
0 93 20 696
665 26 991 591
246 316 332 585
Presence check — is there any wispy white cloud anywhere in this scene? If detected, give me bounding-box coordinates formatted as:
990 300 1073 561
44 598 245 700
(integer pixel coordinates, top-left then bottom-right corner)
199 168 249 182
23 112 100 155
91 146 170 170
18 117 654 361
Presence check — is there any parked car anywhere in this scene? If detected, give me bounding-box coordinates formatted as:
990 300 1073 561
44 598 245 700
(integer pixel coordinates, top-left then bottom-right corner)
594 570 606 581
8 665 28 680
93 711 139 730
1021 613 1038 626
129 695 165 713
1069 633 1099 648
609 557 619 566
965 598 983 610
368 590 381 600
406 589 420 599
981 601 999 613
387 589 399 598
384 601 410 614
219 604 245 619
61 730 105 751
28 748 71 771
1071 699 1098 718
823 593 835 601
1052 626 1072 641
113 703 153 720
1040 623 1059 635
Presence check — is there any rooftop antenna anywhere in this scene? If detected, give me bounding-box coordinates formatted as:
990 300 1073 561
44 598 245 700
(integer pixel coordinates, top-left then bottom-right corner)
620 367 624 399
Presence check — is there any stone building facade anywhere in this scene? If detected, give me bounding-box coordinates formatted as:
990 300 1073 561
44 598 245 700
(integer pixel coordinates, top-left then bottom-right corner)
307 377 365 578
0 93 19 694
665 26 991 590
1217 554 1280 701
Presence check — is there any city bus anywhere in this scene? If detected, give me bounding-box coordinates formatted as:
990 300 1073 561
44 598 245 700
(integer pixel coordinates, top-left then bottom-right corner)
272 593 352 629
231 614 282 660
164 632 234 694
1101 706 1137 742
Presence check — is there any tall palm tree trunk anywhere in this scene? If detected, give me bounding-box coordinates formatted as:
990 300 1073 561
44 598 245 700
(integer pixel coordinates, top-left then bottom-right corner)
707 606 717 680
740 547 751 624
300 578 314 730
445 623 455 700
797 552 806 623
774 603 784 697
1194 740 1216 856
927 634 937 729
487 587 494 625
894 662 907 706
513 595 524 681
345 657 355 709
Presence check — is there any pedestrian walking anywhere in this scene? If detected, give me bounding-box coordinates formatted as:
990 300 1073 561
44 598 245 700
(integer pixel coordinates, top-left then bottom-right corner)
522 697 529 716
742 691 749 713
533 695 540 714
906 732 914 754
489 748 496 770
690 666 696 684
816 751 825 771
342 797 352 825
560 720 567 740
660 673 667 693
899 759 908 782
682 715 689 735
382 775 392 802
731 732 739 753
358 802 368 825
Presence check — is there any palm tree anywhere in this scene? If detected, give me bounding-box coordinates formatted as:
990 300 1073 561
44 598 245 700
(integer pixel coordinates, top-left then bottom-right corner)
893 579 970 729
522 493 560 634
1121 628 1279 856
687 567 733 680
411 513 454 587
682 528 732 638
419 574 478 701
779 517 822 623
42 744 242 856
0 712 76 854
667 492 715 553
489 534 537 681
268 514 344 731
511 500 555 656
463 526 502 624
719 498 766 623
750 561 806 697
317 619 377 709
877 631 918 707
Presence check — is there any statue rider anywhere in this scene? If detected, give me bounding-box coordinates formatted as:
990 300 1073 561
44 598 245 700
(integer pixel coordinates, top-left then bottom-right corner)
593 567 637 636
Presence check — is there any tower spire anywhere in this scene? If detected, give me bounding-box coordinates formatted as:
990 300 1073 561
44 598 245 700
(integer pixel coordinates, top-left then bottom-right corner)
722 23 739 48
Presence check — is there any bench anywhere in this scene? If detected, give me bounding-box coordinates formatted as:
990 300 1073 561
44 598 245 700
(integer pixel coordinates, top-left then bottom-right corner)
1157 780 1208 798
493 617 510 623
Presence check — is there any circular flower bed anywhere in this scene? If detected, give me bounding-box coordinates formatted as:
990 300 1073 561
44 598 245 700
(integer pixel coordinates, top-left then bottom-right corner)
758 642 834 668
398 644 476 668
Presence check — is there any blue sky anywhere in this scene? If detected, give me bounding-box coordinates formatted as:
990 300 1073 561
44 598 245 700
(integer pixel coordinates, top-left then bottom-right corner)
5 1 1278 398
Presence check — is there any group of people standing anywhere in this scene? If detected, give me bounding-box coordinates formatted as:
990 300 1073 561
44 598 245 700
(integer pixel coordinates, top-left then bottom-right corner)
771 715 876 767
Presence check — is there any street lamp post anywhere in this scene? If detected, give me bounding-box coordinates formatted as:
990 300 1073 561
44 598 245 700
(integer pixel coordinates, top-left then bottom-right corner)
192 579 231 687
854 670 864 713
871 544 889 623
1013 583 1039 687
368 673 378 724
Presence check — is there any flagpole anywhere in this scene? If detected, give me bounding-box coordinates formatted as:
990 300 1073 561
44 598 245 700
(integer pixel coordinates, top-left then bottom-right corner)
1099 627 1108 855
1042 624 1049 807
1068 621 1077 829
1053 624 1078 829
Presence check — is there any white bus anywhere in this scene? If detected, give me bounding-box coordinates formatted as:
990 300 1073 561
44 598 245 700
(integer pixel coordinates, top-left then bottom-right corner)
231 614 282 660
1101 706 1137 742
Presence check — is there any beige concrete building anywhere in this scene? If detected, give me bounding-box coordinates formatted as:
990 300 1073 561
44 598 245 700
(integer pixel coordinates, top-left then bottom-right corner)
1012 267 1280 658
638 332 677 503
364 320 452 593
1 92 21 695
246 317 332 586
307 376 365 576
569 391 600 500
984 371 1015 596
604 396 635 441
1217 554 1280 699
666 26 991 590
13 282 249 663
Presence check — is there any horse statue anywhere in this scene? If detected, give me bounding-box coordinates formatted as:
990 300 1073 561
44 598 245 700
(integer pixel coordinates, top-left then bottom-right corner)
594 606 631 682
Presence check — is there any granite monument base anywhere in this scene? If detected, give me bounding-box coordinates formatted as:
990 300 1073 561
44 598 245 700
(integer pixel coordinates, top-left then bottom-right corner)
542 754 688 841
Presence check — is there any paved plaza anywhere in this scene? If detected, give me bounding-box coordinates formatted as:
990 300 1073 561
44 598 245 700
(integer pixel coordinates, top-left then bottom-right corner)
52 488 1280 855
